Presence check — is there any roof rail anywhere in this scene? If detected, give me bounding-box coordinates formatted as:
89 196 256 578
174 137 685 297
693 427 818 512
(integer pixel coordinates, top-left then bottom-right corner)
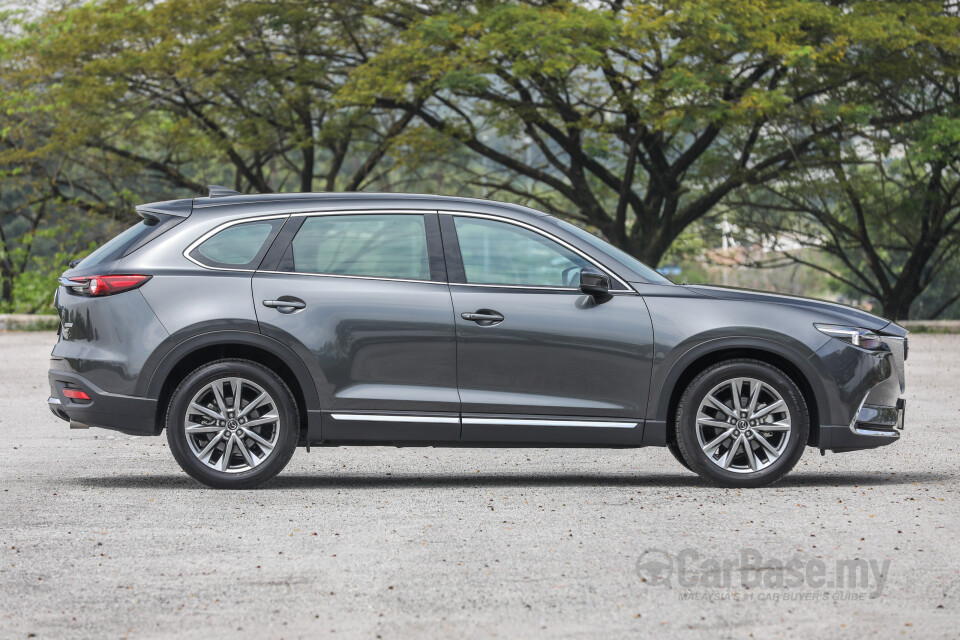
208 185 242 198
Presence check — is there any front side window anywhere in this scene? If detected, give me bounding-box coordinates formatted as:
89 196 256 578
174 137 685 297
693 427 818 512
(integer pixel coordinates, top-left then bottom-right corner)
454 217 591 287
286 214 430 281
192 220 282 269
549 218 670 284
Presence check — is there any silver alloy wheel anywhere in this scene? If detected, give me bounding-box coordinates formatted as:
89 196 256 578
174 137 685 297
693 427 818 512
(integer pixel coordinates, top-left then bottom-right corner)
184 377 281 474
694 377 792 474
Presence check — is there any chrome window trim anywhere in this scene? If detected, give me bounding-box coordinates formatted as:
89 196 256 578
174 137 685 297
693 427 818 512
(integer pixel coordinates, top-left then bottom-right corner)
182 209 433 277
449 282 632 294
440 210 635 293
258 270 439 286
183 213 291 272
193 201 434 215
462 417 637 428
330 413 459 424
182 208 638 294
289 208 430 217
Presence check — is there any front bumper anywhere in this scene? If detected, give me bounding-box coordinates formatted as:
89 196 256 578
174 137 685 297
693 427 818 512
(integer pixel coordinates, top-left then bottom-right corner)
820 335 906 452
853 400 905 436
48 370 159 436
820 398 904 451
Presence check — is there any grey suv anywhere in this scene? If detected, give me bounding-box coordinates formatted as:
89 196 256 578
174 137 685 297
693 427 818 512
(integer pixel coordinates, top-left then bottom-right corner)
48 188 907 488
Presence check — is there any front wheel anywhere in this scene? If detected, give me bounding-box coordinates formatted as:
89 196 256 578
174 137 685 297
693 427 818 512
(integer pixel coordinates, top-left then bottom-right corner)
666 441 692 471
674 359 809 488
166 359 299 489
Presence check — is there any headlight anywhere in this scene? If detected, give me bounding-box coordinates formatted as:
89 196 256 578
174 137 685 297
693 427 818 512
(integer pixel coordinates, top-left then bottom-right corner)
815 324 883 350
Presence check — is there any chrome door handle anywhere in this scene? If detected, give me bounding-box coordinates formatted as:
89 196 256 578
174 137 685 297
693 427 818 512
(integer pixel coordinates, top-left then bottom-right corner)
461 310 504 325
262 299 306 312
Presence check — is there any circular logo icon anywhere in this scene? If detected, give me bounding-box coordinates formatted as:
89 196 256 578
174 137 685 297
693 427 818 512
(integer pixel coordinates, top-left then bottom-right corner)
635 549 673 586
226 419 239 431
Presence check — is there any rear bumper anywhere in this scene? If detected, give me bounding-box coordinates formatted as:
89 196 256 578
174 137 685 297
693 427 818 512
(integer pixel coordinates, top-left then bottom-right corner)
48 370 159 436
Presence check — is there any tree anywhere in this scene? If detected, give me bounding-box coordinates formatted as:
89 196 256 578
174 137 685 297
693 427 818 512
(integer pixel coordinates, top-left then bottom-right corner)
0 0 448 308
5 0 421 196
0 5 141 311
345 0 960 264
732 121 960 321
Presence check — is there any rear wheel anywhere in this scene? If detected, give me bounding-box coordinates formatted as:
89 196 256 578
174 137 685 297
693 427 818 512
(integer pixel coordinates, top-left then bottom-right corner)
675 359 808 488
166 359 299 489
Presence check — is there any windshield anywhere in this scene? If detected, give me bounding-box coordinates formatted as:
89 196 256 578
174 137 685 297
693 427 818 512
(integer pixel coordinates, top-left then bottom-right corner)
549 218 672 284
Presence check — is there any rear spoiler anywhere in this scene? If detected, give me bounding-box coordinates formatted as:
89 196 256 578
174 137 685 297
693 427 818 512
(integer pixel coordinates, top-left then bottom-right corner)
135 198 193 224
134 185 240 223
208 185 241 198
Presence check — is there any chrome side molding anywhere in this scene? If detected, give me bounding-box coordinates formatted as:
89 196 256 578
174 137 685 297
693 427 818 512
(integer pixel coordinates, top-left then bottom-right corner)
329 413 638 429
330 413 459 424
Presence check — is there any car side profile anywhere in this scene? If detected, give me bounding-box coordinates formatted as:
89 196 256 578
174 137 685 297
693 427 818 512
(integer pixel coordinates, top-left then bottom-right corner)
48 188 907 488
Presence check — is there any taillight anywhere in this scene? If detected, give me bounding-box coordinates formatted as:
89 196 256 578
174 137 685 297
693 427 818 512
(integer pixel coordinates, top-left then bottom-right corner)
62 388 91 401
68 274 151 296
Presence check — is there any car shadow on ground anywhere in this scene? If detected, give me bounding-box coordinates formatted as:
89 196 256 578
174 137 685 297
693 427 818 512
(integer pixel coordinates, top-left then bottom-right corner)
62 470 951 491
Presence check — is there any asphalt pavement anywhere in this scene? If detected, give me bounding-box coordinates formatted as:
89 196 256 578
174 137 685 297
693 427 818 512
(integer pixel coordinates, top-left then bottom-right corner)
1 332 958 638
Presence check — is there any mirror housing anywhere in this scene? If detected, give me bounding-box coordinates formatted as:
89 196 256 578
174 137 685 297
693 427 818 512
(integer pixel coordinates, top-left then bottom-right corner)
579 266 610 297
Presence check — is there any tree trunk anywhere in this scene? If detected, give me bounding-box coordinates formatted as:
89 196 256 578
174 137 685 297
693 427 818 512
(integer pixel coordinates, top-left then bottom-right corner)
0 265 14 309
301 144 314 193
626 219 675 268
881 293 917 322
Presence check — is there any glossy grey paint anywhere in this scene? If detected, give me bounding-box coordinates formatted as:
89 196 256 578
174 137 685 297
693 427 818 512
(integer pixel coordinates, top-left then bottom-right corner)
634 281 903 450
252 273 460 432
51 289 169 396
685 284 897 333
48 191 905 453
138 269 262 341
450 286 652 419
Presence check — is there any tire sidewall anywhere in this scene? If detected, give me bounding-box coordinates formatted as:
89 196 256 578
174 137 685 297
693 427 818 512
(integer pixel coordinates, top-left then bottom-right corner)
676 361 809 488
166 360 298 488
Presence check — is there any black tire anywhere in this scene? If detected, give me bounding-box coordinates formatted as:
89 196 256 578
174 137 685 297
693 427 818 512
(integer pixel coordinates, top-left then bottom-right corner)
666 440 692 471
675 359 809 488
166 359 299 489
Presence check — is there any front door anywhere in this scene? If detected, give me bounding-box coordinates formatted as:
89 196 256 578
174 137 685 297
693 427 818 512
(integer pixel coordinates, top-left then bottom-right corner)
440 213 654 445
253 211 459 442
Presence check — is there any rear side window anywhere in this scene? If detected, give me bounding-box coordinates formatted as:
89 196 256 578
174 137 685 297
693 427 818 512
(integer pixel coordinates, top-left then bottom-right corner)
191 220 283 269
283 214 429 281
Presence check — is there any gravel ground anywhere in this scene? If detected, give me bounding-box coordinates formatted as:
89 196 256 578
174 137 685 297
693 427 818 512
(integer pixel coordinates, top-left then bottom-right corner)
1 332 958 639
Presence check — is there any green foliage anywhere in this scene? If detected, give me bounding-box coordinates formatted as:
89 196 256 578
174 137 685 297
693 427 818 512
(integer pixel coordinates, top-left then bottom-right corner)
731 116 960 320
0 218 100 314
0 0 450 312
0 0 959 317
342 0 960 265
1 0 430 197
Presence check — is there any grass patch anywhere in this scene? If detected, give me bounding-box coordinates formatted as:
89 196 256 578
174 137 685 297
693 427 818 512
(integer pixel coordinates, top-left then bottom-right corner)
899 321 960 334
0 314 59 332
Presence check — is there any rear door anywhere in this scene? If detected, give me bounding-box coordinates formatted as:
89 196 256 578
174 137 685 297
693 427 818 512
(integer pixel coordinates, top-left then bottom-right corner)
440 212 653 445
252 211 460 442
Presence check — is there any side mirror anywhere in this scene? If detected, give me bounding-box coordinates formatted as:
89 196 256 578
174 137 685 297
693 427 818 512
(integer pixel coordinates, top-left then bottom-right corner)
579 266 610 297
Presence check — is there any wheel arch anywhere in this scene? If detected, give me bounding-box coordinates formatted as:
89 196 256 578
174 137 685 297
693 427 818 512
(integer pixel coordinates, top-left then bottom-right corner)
655 339 828 448
144 331 320 436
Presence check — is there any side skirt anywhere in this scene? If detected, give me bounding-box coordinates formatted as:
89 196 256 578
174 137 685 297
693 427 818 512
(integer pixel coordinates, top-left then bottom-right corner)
307 411 647 447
